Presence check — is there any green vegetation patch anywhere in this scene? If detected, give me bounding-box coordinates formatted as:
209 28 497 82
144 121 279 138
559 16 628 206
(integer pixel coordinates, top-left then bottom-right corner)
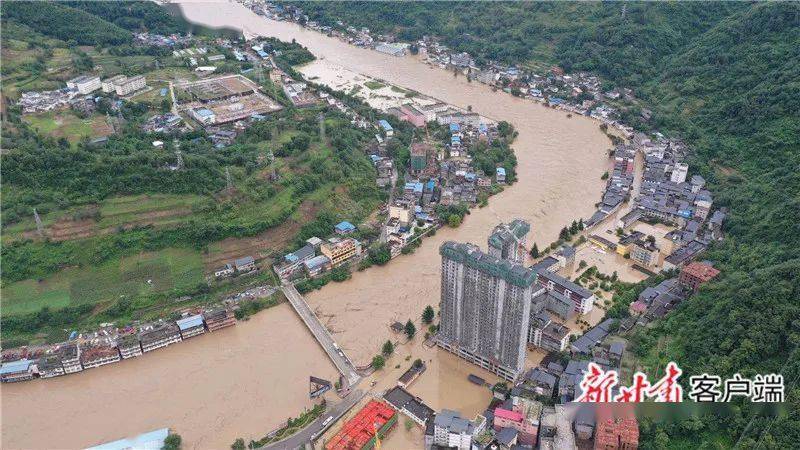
2 248 204 316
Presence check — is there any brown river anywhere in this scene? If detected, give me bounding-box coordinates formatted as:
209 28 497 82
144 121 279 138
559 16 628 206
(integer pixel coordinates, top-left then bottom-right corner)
1 2 614 448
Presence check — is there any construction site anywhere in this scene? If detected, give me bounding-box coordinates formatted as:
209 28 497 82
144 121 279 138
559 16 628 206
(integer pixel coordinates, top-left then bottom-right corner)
176 74 283 126
324 400 397 450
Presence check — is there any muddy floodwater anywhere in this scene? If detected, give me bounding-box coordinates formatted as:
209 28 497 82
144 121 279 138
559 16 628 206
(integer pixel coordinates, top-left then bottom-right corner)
1 2 616 448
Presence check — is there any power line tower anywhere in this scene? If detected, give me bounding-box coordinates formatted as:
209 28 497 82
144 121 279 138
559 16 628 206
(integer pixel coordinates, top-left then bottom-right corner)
225 167 233 192
175 150 184 170
33 208 44 237
318 112 325 141
621 4 627 18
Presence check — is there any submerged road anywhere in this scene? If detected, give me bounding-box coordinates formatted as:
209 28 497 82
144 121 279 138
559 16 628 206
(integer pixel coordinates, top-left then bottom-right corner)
282 284 361 387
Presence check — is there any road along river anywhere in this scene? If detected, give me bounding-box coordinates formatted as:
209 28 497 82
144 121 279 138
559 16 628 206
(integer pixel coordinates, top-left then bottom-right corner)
1 1 614 448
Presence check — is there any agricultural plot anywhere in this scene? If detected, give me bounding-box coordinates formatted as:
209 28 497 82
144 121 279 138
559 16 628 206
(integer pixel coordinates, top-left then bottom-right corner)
23 111 114 143
1 248 204 317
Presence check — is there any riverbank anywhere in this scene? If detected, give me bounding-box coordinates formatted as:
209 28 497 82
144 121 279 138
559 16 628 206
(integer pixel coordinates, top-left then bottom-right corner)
1 2 614 448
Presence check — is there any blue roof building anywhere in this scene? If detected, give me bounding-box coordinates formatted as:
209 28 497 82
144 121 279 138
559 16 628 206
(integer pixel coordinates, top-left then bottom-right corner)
0 359 33 376
496 167 506 177
176 315 204 331
449 123 460 133
425 180 436 192
335 221 356 234
378 120 393 132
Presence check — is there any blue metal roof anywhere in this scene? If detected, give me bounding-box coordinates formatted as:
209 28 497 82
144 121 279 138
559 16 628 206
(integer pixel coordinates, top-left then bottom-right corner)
378 120 393 131
449 123 460 132
304 255 331 270
176 314 204 330
335 221 356 232
0 359 32 375
196 108 214 117
87 428 170 450
496 167 506 176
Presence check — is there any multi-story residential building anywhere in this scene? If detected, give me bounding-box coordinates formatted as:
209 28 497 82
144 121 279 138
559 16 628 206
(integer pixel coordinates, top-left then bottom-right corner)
37 355 65 378
630 239 660 268
427 410 484 450
60 343 83 374
0 359 34 383
679 261 720 292
320 237 361 267
670 162 688 183
534 269 596 315
204 308 237 332
115 75 147 96
139 323 182 353
80 345 121 369
176 314 206 339
493 397 543 446
487 219 530 264
117 333 143 359
303 255 332 277
437 241 536 381
67 75 101 94
102 75 127 93
528 311 570 352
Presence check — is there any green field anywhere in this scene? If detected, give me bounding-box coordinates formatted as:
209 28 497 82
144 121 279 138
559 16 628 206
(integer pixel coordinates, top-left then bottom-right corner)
1 248 204 316
97 194 204 228
23 111 113 143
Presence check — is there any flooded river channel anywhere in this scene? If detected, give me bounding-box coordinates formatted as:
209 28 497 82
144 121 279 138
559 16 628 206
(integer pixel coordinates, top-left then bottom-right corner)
1 2 615 448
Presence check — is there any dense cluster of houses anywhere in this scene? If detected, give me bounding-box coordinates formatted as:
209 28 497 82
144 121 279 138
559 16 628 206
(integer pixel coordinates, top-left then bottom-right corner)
0 308 236 383
414 379 638 450
273 222 362 281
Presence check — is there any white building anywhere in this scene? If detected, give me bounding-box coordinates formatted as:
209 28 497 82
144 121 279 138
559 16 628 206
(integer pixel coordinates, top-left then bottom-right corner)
427 410 485 450
102 75 127 93
114 75 147 96
671 162 688 184
67 75 101 94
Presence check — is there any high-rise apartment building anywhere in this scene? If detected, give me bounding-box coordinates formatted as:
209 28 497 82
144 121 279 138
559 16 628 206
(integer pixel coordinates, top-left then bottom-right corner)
437 241 536 381
487 219 530 264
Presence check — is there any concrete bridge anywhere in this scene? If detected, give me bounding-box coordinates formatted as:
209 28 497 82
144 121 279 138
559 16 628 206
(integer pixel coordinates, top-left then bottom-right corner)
281 283 361 387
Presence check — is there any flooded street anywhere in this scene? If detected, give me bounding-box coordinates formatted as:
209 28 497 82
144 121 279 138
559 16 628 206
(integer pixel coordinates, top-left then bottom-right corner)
1 2 615 448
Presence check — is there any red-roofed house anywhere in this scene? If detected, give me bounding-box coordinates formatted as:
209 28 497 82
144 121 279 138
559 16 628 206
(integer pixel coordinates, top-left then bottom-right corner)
679 261 720 292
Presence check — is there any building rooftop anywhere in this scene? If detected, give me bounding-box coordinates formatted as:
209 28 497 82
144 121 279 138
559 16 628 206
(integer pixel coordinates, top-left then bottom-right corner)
335 221 356 232
0 359 32 375
682 261 720 282
440 241 537 288
176 314 204 331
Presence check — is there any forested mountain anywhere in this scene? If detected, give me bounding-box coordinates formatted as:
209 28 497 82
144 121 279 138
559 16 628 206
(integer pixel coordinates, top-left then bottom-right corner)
0 1 132 46
0 1 187 45
297 1 800 447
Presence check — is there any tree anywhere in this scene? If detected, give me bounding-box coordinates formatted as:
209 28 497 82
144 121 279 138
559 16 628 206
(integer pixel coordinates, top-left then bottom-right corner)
162 433 182 450
404 320 416 338
372 354 385 370
422 305 434 324
529 242 540 258
382 340 394 356
413 358 424 369
447 214 462 228
231 438 246 450
559 227 570 240
578 219 584 230
570 220 579 234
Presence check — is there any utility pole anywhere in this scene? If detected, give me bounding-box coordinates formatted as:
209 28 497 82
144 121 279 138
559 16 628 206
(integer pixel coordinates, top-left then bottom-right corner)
33 208 44 237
